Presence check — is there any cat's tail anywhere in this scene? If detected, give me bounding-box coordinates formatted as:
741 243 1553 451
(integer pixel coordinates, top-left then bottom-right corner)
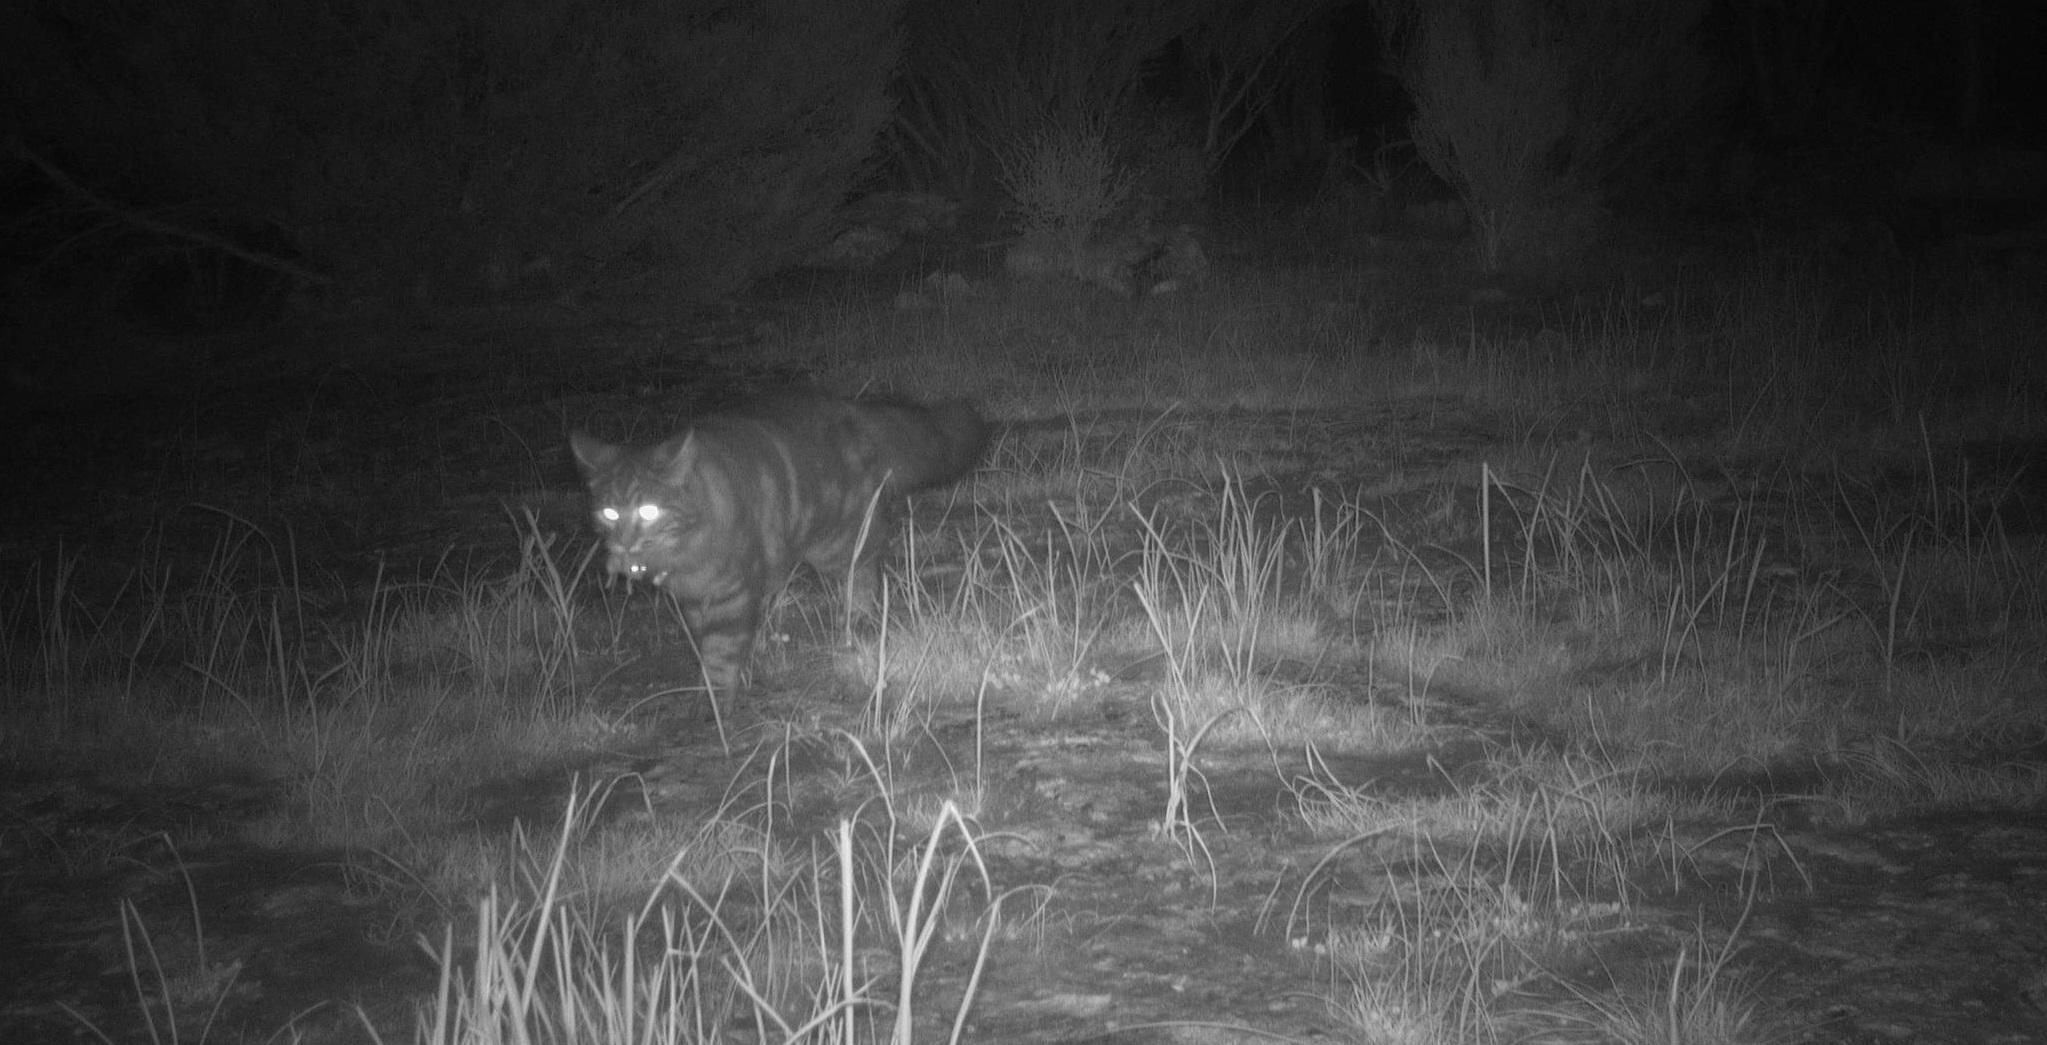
880 398 990 493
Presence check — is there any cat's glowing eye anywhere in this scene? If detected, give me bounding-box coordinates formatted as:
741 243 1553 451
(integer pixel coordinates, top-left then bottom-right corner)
598 507 620 524
636 504 662 523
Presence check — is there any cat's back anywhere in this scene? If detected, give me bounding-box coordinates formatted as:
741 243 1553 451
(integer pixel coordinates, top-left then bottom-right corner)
698 393 985 491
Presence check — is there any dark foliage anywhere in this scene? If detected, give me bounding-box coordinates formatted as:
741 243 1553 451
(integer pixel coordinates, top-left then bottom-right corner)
1 0 904 317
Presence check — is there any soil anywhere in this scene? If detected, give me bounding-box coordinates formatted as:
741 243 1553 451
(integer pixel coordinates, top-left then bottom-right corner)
4 315 2046 1044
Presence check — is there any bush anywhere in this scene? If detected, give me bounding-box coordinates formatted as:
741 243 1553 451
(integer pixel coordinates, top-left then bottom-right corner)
1370 0 1708 273
898 0 1203 207
1 0 903 312
994 108 1139 262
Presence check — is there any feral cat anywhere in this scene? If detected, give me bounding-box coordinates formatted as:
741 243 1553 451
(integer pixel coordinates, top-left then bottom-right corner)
570 393 987 692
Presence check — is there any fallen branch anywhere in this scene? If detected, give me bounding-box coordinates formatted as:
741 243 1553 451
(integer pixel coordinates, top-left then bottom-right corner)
6 137 334 287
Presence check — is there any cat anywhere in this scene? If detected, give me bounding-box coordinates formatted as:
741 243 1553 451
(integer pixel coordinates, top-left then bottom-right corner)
570 393 987 693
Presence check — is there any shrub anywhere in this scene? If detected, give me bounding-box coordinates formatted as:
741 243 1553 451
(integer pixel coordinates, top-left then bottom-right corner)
1 0 903 313
994 107 1139 265
898 0 1202 207
1369 0 1708 273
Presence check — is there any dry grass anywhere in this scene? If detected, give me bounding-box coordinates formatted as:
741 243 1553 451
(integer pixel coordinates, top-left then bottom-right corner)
7 241 2042 1043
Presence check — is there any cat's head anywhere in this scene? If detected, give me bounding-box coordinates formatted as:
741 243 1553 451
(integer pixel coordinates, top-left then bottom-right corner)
569 431 708 587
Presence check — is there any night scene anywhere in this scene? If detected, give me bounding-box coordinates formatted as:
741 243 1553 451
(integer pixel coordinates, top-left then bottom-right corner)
3 0 2045 1041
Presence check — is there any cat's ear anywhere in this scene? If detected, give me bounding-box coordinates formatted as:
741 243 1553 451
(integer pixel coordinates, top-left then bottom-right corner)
569 431 623 476
650 432 701 478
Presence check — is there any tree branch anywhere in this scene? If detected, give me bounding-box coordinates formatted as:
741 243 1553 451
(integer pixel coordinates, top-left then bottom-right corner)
6 137 333 287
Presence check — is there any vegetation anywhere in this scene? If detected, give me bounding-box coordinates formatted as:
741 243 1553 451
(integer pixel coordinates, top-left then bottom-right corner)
2 0 904 310
6 234 2041 1040
4 0 2039 1041
1369 0 1712 272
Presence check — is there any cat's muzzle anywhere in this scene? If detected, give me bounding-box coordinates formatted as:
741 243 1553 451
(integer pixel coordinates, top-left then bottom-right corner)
606 555 666 586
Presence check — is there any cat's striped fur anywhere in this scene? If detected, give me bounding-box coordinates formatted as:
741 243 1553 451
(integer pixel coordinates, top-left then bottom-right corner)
570 394 987 692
